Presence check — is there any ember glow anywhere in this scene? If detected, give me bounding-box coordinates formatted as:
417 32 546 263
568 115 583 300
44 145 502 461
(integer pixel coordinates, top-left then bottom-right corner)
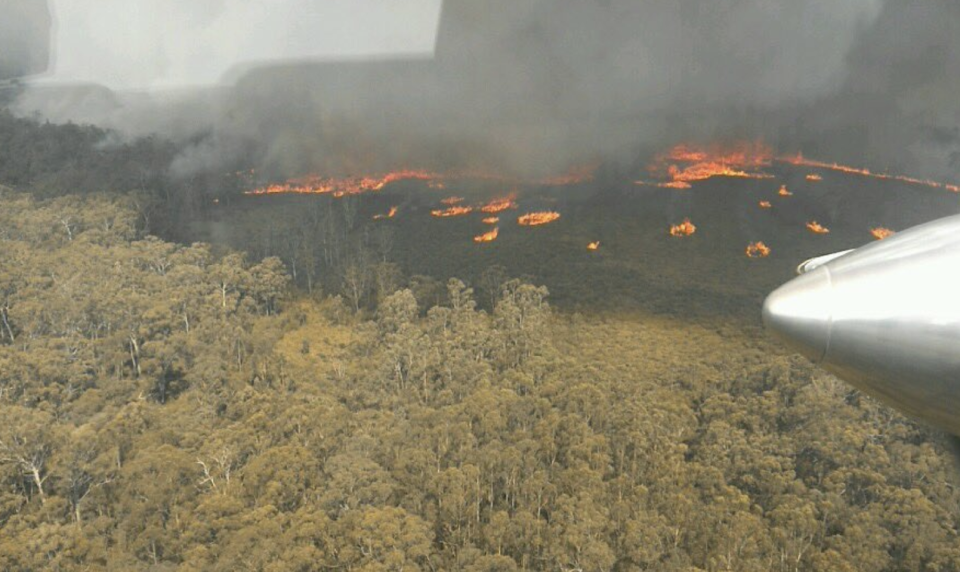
473 227 499 243
638 142 775 188
244 169 439 197
518 211 561 227
806 173 823 182
778 185 793 197
431 206 474 218
779 154 960 192
441 197 464 205
871 227 895 240
481 196 519 214
587 241 600 251
758 201 772 209
746 242 771 258
806 221 830 234
669 218 697 237
482 217 500 225
373 206 398 220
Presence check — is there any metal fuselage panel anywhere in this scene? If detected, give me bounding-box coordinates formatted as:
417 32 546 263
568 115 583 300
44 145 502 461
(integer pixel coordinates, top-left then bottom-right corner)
765 214 960 435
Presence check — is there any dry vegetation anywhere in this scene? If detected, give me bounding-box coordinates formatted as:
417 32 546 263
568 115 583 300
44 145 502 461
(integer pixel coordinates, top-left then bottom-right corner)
2 190 960 571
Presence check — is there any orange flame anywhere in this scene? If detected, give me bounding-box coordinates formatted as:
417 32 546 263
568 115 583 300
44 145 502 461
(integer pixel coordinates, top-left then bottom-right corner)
482 217 500 225
518 212 561 227
373 206 398 220
638 142 775 188
431 206 474 218
669 218 697 237
746 242 771 258
871 227 895 240
481 195 518 214
758 200 772 209
778 185 793 197
806 173 823 182
656 181 693 189
474 227 499 243
806 221 830 234
779 154 960 192
587 241 601 251
441 196 464 205
245 169 440 197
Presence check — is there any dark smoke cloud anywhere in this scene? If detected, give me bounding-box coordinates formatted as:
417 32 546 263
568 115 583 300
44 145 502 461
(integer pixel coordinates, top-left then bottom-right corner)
9 0 960 183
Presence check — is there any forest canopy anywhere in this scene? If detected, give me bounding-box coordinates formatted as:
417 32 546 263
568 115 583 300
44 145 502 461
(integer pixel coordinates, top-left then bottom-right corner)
2 186 960 571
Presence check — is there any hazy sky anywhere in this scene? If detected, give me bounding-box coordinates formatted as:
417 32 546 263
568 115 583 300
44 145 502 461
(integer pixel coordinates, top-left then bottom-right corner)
46 0 444 89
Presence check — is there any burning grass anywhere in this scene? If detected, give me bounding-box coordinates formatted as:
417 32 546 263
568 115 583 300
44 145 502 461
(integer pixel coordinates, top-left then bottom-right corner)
780 153 960 192
481 196 519 214
518 211 561 227
669 219 697 237
746 242 771 258
431 206 474 218
806 221 830 235
638 141 775 188
474 227 499 243
245 169 438 197
373 206 398 220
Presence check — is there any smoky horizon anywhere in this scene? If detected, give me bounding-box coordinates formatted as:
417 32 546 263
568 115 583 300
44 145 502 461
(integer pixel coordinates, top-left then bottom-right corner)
2 0 958 186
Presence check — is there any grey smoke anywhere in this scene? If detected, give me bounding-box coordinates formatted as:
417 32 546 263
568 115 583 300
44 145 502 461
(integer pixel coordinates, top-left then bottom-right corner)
8 0 960 183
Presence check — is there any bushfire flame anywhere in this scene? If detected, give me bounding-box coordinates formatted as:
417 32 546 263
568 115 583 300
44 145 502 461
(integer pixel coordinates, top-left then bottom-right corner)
587 241 600 251
806 221 830 234
245 165 594 199
431 206 474 218
636 141 960 195
482 217 500 225
779 154 960 192
518 212 561 227
669 218 697 237
441 197 464 205
373 206 398 220
746 242 771 258
245 169 438 197
758 201 772 209
871 227 895 240
481 196 519 214
474 227 499 243
638 142 775 188
778 185 793 197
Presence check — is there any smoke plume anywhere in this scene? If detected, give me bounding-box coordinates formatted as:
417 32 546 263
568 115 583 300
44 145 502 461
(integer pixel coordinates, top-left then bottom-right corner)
8 0 960 183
